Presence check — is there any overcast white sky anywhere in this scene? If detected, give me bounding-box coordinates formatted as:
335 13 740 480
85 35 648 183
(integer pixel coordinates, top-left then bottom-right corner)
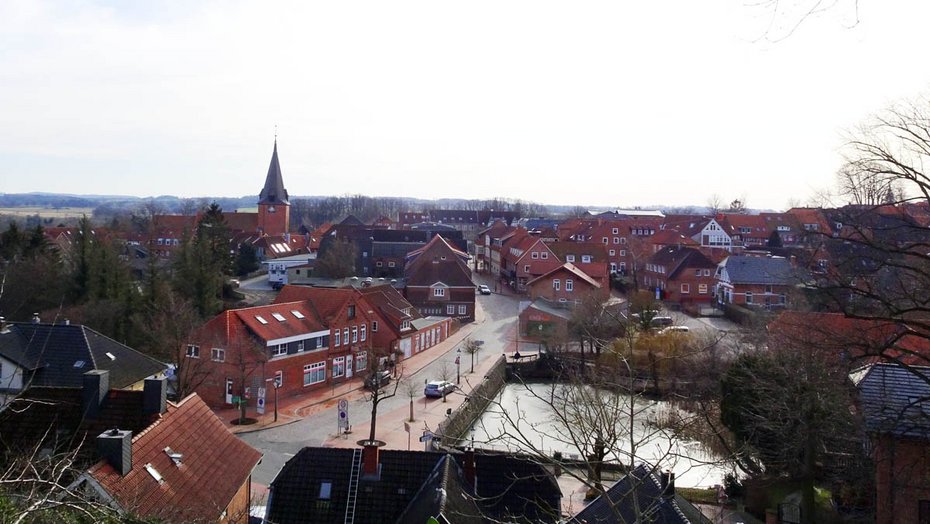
2 1 929 211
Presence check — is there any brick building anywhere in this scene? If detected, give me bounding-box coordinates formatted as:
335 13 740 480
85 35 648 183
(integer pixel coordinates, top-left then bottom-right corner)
404 235 476 322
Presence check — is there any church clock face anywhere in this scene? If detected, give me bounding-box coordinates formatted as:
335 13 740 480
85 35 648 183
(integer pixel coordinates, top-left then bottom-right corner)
268 205 276 213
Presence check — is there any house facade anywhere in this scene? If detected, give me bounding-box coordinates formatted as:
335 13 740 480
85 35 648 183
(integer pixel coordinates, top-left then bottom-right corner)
404 235 476 322
715 255 797 308
641 246 717 305
526 263 605 304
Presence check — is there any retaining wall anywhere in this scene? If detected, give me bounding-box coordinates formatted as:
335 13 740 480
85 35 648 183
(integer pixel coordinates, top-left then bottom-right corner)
434 355 507 447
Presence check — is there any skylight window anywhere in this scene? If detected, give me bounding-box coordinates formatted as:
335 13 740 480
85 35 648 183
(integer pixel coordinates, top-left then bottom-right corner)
291 310 305 319
272 313 286 322
164 447 183 466
256 315 268 324
319 481 332 500
105 352 116 361
145 463 164 484
73 360 86 368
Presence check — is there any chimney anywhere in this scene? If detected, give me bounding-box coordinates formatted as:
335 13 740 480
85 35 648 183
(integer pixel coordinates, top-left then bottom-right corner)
143 377 167 415
31 313 40 324
82 370 110 419
361 441 382 479
659 470 675 499
96 429 132 476
462 448 477 491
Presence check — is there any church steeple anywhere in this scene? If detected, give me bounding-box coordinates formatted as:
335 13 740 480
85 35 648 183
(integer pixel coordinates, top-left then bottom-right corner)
258 140 289 206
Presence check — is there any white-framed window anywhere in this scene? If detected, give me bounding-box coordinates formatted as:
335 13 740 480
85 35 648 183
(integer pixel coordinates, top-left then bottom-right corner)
372 321 378 332
612 228 619 235
388 261 395 267
698 284 708 294
745 292 753 304
602 237 608 244
553 279 561 291
356 351 367 371
609 250 615 256
681 283 690 294
566 279 573 292
274 370 283 387
335 329 341 346
620 237 627 244
298 340 305 352
272 344 287 357
401 320 411 330
541 252 548 259
566 255 575 262
619 250 626 257
695 269 702 277
524 265 530 273
376 261 383 267
186 345 200 358
433 288 445 297
304 362 325 385
360 324 367 341
343 328 349 344
531 252 539 259
765 285 773 294
703 269 711 276
613 237 620 244
333 357 345 378
211 348 225 362
351 326 358 343
582 255 592 263
317 335 325 348
458 304 466 315
447 304 456 314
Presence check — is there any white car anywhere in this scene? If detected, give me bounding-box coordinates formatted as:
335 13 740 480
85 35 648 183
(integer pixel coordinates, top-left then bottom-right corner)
478 285 492 295
658 326 690 335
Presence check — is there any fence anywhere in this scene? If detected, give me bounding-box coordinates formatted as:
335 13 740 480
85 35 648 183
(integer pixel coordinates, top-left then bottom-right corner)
434 355 507 448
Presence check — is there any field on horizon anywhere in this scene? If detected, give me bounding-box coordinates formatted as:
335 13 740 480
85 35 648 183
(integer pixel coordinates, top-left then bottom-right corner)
0 207 95 219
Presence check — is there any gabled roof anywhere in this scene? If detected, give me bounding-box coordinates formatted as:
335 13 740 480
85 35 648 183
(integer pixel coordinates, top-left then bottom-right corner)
266 447 560 524
405 236 473 288
273 287 356 322
855 363 930 440
547 241 609 263
573 464 689 524
527 263 601 289
87 394 262 521
0 322 166 389
222 211 260 233
258 140 289 205
720 256 797 286
395 455 484 524
648 245 716 279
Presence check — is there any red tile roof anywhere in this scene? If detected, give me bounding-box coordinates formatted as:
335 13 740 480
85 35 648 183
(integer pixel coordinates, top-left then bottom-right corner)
87 394 261 522
527 263 601 289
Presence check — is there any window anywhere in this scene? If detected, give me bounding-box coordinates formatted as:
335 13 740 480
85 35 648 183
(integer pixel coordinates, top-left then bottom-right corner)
401 320 411 330
602 237 608 244
612 228 619 235
272 344 287 357
355 351 367 371
619 250 626 257
524 265 530 273
613 237 620 244
433 287 445 297
553 279 561 291
703 269 711 276
566 254 575 262
255 315 268 325
681 283 690 294
388 261 395 268
343 328 349 345
372 321 378 332
566 279 574 292
698 283 708 294
360 324 367 341
447 304 456 314
304 362 325 385
582 255 592 263
620 237 627 244
347 305 356 319
351 326 358 343
333 357 345 378
458 304 466 315
272 312 286 322
745 292 753 304
335 329 341 346
765 285 773 294
319 481 332 500
540 252 548 259
274 370 283 387
609 250 615 256
376 261 383 267
298 340 305 352
186 345 200 358
316 335 325 348
211 348 225 362
531 252 539 259
291 310 305 319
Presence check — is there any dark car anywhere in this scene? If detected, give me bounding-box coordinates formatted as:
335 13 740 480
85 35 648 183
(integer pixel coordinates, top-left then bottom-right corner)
365 370 392 390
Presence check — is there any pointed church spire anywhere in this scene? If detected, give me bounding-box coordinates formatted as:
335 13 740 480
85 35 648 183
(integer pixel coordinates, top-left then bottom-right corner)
259 139 289 205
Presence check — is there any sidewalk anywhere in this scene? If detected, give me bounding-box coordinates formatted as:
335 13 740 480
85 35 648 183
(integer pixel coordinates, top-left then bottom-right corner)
221 301 490 435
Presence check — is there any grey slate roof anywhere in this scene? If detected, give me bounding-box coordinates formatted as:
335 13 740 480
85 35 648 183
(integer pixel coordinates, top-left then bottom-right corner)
572 464 690 524
721 255 797 286
854 363 930 439
0 322 166 390
258 140 289 205
266 447 561 524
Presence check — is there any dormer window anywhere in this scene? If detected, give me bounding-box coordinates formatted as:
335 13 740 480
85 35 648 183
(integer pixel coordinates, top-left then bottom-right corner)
433 288 445 297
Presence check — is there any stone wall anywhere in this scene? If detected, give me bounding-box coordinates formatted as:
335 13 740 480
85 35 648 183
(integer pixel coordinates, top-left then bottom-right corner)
435 355 507 447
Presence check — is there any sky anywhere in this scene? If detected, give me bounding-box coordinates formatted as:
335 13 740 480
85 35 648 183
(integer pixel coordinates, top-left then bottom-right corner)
2 1 930 211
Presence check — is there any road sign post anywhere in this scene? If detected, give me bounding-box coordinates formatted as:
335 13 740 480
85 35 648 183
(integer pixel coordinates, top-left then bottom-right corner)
338 399 350 438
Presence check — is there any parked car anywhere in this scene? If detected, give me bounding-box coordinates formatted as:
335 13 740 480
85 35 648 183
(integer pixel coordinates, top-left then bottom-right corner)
478 285 492 295
365 370 392 390
658 326 690 335
650 316 674 327
424 380 456 398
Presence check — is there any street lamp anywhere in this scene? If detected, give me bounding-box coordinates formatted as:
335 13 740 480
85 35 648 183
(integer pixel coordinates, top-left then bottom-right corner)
456 347 462 385
265 377 280 422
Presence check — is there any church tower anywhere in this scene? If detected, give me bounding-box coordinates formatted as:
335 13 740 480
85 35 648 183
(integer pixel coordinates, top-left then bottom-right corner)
257 140 290 236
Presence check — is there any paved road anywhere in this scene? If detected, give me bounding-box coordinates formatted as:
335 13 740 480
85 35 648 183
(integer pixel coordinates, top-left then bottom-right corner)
239 277 519 487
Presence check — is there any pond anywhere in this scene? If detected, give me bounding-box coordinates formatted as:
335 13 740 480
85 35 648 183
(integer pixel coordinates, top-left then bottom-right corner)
468 382 730 488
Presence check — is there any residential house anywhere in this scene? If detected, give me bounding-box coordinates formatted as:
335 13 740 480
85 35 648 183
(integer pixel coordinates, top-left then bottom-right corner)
663 215 735 253
721 213 769 249
547 242 610 289
526 263 605 304
853 363 930 524
265 445 561 524
405 235 476 322
641 246 717 307
504 236 560 292
572 464 705 524
318 226 466 278
785 207 834 243
188 292 376 409
760 212 803 246
715 255 799 308
0 317 166 405
474 220 511 273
